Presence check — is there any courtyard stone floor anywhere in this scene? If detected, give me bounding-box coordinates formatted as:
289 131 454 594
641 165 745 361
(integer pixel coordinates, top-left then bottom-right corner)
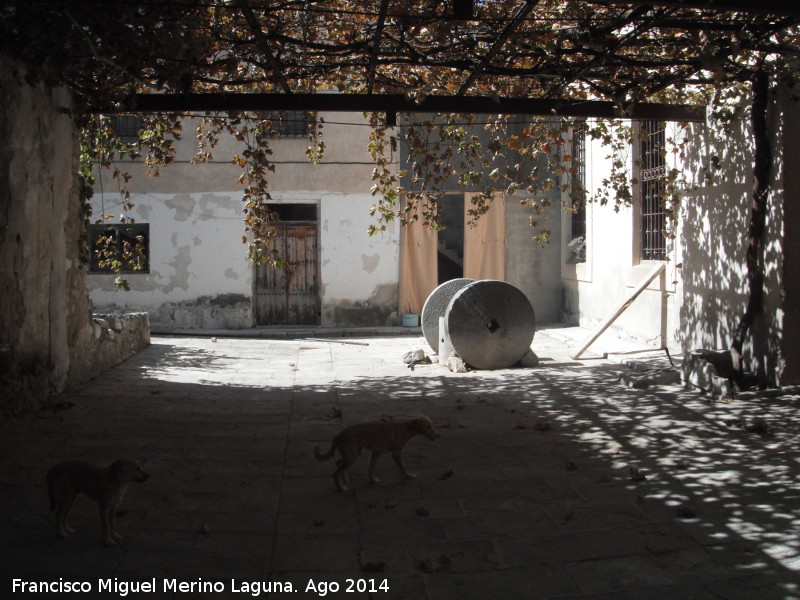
1 324 800 599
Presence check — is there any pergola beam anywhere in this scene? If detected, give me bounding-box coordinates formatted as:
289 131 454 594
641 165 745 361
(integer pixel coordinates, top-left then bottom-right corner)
114 93 706 122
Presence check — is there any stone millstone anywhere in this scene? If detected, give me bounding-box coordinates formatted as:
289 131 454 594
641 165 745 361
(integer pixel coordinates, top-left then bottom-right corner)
444 280 535 370
421 278 475 352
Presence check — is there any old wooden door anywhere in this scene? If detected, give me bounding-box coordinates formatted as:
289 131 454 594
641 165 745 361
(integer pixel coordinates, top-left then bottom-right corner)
254 223 320 325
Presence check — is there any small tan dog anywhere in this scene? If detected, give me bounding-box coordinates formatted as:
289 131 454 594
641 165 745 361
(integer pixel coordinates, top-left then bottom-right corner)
46 458 150 546
314 416 439 491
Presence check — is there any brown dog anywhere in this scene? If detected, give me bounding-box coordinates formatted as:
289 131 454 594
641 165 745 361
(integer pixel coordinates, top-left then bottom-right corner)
46 459 150 546
314 416 439 491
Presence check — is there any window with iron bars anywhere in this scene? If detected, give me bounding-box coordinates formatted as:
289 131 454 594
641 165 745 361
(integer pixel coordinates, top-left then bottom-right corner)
260 111 311 138
639 121 667 261
109 114 142 144
568 123 587 263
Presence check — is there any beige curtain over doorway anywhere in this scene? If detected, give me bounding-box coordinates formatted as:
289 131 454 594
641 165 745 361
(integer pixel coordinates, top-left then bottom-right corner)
398 218 438 315
463 193 506 280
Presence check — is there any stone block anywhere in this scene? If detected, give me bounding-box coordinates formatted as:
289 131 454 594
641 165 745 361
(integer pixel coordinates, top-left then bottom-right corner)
447 355 468 373
519 349 539 368
402 348 425 364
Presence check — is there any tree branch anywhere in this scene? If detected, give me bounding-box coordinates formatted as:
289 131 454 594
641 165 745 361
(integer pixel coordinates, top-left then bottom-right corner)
233 0 293 94
730 68 771 379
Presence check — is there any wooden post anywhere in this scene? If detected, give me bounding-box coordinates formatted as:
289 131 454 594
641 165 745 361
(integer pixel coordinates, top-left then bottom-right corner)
570 263 666 360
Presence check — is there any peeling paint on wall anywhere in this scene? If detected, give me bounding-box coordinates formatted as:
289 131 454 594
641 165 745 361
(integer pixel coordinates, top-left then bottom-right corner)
90 190 254 323
89 126 403 330
165 195 193 221
361 253 380 273
137 204 152 221
163 246 191 293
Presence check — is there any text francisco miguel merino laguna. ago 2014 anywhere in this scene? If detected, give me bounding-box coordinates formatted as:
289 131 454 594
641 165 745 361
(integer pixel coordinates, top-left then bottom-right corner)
11 577 391 596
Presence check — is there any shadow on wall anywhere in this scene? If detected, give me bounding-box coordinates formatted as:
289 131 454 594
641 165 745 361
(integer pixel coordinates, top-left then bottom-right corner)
677 96 785 384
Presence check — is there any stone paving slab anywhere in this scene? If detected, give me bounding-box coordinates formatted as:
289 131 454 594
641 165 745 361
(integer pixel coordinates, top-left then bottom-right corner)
1 325 800 599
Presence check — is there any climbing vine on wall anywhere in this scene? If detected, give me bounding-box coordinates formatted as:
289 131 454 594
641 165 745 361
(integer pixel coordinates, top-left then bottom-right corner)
78 113 182 288
80 110 326 285
366 109 700 246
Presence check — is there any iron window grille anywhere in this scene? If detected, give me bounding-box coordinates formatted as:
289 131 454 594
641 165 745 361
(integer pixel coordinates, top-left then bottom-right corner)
109 115 142 144
260 111 311 138
569 123 587 263
640 121 667 261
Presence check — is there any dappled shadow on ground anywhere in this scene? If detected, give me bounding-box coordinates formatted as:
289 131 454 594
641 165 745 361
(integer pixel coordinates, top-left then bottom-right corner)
2 335 799 597
310 360 800 584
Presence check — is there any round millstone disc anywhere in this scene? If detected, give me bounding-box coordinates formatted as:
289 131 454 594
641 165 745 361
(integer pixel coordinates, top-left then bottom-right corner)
444 280 536 370
421 278 475 352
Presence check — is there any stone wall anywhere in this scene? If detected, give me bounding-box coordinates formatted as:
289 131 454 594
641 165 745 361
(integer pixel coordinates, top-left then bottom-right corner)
0 59 78 418
68 313 151 386
0 58 150 420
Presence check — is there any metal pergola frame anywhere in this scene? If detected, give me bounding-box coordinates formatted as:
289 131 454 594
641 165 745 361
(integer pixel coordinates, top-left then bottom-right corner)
89 0 800 123
119 92 707 122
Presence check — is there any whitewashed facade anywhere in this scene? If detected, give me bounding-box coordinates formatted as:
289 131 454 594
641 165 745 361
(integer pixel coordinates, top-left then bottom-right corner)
88 91 800 387
88 113 402 329
561 87 800 385
87 113 564 331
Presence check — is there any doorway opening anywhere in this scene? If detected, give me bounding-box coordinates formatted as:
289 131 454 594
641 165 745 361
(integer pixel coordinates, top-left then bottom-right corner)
254 203 320 325
437 193 465 284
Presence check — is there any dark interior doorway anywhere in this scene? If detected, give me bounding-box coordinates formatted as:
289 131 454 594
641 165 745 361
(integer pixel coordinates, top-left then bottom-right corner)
437 193 464 284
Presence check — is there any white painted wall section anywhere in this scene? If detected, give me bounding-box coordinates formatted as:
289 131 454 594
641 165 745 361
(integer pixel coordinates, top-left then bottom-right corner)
88 191 253 329
319 193 401 327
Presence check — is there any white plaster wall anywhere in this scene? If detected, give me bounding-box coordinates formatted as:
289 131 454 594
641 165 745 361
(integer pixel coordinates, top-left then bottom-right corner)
671 119 753 353
563 101 791 384
88 191 253 329
319 193 401 327
778 87 800 385
673 98 787 382
505 196 562 323
87 111 401 329
562 120 685 351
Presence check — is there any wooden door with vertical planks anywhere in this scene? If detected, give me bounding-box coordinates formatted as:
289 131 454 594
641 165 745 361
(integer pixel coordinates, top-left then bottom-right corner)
254 223 320 325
